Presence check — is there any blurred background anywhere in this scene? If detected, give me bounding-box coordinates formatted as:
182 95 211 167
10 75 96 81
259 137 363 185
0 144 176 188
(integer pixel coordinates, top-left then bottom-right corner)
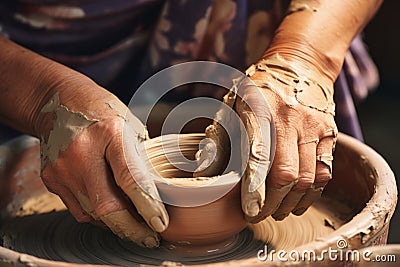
360 1 400 243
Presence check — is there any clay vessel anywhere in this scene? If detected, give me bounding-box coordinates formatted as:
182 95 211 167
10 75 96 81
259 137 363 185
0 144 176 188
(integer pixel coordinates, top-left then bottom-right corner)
143 133 247 246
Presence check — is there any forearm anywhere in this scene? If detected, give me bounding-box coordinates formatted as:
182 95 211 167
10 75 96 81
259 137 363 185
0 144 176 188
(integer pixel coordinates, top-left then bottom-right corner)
0 36 71 135
0 37 112 137
263 0 383 82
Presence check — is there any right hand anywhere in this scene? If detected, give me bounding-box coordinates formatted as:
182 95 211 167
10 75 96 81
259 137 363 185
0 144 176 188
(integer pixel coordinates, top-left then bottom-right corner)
237 61 337 222
36 75 169 248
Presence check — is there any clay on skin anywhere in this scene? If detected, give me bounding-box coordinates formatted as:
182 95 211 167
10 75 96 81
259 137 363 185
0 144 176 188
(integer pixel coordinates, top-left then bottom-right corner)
76 192 100 220
39 93 165 248
242 53 337 220
101 209 160 248
234 93 271 218
246 54 335 115
286 0 319 15
240 61 325 219
39 92 98 168
192 78 273 219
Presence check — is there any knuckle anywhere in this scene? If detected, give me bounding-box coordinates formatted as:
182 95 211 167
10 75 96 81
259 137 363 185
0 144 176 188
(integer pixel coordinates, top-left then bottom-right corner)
237 82 257 100
41 178 62 194
101 117 124 137
320 123 338 139
316 160 332 173
94 198 123 217
74 213 92 223
279 107 300 125
115 170 137 189
315 173 332 185
271 166 298 185
316 166 332 178
296 175 315 190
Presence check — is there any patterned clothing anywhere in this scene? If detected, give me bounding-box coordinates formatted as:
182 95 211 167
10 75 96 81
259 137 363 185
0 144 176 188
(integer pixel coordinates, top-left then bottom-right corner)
0 0 379 142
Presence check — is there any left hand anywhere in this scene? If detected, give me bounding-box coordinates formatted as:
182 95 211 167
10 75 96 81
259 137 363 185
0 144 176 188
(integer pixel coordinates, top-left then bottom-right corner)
37 76 168 248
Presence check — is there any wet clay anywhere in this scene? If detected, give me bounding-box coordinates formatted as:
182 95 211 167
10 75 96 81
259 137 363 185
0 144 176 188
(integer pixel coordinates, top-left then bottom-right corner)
193 82 239 177
7 129 340 250
143 133 247 246
1 191 351 266
286 0 319 15
250 197 353 250
245 54 335 115
0 133 397 266
39 92 98 168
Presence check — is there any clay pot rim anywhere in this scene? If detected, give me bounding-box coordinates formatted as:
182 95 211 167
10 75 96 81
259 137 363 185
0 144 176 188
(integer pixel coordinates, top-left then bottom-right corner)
143 133 241 207
293 133 397 253
143 133 241 188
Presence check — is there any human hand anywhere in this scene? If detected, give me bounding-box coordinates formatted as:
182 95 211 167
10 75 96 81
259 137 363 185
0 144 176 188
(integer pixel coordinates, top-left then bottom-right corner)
36 77 168 248
238 54 337 222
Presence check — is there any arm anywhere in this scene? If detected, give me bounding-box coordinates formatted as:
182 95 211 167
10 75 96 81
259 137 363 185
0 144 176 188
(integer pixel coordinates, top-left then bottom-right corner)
0 36 61 135
264 0 383 82
0 36 168 247
239 0 383 221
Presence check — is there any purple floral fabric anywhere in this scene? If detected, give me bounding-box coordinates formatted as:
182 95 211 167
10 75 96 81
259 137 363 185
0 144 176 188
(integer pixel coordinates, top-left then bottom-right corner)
0 0 378 142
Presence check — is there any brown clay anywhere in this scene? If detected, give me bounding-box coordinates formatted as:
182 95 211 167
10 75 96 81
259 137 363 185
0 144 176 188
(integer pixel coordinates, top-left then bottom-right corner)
160 182 247 246
143 133 247 245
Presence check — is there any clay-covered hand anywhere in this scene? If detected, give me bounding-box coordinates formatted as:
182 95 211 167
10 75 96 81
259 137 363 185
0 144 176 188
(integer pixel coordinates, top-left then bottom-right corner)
37 77 168 248
238 54 337 222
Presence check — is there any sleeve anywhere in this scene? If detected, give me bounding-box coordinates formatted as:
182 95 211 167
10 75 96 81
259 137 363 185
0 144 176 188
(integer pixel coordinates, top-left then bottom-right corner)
334 35 379 141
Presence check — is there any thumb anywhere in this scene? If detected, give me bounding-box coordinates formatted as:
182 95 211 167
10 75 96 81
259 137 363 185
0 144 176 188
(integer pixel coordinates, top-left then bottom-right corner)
236 86 273 219
110 114 169 232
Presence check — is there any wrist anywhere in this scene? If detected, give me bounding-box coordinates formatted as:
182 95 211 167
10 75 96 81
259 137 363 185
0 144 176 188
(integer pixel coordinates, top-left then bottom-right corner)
33 67 126 139
261 33 343 85
33 66 102 136
259 0 383 84
246 52 335 116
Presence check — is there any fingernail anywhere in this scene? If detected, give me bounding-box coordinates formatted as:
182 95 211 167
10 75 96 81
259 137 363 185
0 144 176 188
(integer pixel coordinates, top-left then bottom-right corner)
246 201 260 217
142 236 159 248
150 216 166 232
273 213 288 221
292 207 307 216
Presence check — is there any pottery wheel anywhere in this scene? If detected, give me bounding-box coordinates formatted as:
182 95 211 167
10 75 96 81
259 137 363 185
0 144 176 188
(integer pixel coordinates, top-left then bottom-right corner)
0 191 353 266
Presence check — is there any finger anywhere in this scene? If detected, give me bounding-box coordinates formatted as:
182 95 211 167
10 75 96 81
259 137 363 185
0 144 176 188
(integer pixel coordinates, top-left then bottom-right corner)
237 88 272 219
40 168 92 222
315 136 335 187
292 136 334 216
80 159 159 248
250 126 298 223
101 209 160 248
291 185 323 216
76 159 123 220
43 162 102 222
240 110 271 216
108 125 169 233
272 141 317 220
45 183 92 223
75 191 100 220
